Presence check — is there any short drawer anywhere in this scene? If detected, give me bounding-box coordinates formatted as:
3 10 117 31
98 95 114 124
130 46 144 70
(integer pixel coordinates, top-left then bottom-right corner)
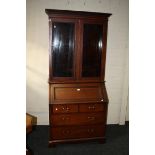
79 103 106 113
52 104 78 114
51 125 105 140
51 113 106 126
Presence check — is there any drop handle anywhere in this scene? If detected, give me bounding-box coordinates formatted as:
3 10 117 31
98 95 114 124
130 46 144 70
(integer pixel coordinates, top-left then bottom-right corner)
62 117 65 121
87 129 94 133
62 107 70 111
62 117 70 121
76 88 80 91
88 106 95 109
88 116 95 121
66 107 70 111
62 130 70 135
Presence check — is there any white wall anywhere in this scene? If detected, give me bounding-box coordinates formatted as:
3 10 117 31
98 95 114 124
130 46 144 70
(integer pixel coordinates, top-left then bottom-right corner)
26 0 129 125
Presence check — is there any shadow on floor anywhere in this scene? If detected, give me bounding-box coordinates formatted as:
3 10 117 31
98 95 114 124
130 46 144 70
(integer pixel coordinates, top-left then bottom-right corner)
27 124 129 155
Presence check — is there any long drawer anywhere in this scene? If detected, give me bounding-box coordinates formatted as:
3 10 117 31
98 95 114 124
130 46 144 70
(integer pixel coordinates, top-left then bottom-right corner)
51 113 106 126
51 125 105 140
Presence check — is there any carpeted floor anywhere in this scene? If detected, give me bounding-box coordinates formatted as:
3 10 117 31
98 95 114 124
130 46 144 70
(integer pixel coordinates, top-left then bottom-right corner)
27 123 129 155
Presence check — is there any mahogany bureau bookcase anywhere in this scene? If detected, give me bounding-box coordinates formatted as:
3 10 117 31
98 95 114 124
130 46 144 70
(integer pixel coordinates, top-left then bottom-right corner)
45 9 111 147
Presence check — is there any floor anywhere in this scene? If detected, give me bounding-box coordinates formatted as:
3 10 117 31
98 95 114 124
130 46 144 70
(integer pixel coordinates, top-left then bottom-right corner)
27 123 129 155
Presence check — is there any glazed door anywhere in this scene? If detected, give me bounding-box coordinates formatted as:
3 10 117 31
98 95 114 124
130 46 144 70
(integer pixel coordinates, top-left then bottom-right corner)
49 19 77 81
80 20 107 81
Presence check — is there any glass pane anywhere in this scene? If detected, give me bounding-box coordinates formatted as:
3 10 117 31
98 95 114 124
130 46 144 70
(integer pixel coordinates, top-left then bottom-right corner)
82 24 103 77
52 22 74 77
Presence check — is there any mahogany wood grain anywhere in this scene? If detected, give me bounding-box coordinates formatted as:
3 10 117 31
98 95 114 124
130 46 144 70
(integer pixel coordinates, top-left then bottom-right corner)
50 83 108 103
51 125 105 140
46 9 111 146
54 87 102 100
51 112 106 126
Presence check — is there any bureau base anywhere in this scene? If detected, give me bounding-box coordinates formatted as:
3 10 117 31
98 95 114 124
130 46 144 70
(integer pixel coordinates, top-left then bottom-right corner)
48 137 106 147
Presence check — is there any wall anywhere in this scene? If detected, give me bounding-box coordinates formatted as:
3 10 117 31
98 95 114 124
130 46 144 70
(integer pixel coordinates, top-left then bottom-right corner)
26 0 129 125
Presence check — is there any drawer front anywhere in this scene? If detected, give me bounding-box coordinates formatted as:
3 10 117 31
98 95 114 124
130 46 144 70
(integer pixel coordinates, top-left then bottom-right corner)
51 125 105 140
51 113 106 126
52 84 104 102
53 104 78 114
79 103 106 113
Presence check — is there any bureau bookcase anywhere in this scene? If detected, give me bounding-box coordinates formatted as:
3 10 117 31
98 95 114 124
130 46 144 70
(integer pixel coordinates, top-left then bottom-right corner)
45 9 111 147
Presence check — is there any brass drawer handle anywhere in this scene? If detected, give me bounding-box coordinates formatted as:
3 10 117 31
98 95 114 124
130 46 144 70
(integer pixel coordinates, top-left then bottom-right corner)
101 99 104 102
62 130 70 135
76 88 80 91
55 107 70 111
62 117 65 120
88 116 95 121
62 117 70 121
62 107 70 111
87 129 94 133
88 106 95 109
66 107 70 111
